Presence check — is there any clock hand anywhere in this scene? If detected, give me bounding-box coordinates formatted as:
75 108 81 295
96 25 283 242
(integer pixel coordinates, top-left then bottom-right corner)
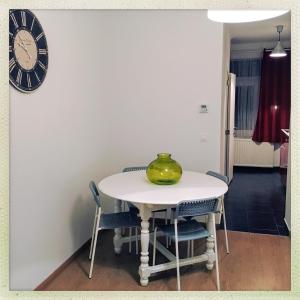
17 34 27 49
17 41 26 49
19 33 33 58
17 41 31 60
17 41 28 51
18 34 24 43
18 33 30 49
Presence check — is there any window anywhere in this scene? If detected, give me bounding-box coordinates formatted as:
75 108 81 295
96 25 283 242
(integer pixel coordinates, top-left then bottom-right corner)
230 59 261 138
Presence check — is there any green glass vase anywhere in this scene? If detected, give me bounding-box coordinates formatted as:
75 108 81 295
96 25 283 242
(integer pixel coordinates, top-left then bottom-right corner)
146 153 182 185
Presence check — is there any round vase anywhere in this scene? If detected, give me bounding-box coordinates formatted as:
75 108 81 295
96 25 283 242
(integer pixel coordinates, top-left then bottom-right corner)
146 153 182 185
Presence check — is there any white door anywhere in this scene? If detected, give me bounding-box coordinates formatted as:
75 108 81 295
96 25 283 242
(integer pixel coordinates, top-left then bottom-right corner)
225 73 236 182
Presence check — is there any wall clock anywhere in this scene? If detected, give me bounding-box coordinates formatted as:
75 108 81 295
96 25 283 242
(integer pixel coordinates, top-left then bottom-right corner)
9 9 48 93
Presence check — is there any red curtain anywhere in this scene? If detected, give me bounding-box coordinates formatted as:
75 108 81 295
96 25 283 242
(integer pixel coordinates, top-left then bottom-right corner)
252 49 291 143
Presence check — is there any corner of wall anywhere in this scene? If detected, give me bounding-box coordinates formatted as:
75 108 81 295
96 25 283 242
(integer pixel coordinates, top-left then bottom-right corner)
219 24 231 174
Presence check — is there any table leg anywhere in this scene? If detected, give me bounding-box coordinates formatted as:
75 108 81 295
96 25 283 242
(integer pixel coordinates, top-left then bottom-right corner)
138 205 152 286
205 212 215 270
113 199 122 254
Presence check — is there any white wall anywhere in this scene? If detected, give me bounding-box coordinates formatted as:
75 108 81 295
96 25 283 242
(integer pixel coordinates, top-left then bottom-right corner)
103 11 224 174
10 10 224 290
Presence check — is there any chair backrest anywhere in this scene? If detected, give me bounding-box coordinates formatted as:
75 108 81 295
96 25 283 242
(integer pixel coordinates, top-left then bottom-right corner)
89 181 101 207
122 167 146 213
206 171 229 185
175 198 219 219
123 166 147 172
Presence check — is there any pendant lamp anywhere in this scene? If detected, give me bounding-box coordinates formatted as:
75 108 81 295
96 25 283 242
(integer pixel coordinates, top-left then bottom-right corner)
270 25 287 57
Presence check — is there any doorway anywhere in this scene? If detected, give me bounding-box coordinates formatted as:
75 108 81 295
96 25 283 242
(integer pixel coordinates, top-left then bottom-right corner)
223 13 291 236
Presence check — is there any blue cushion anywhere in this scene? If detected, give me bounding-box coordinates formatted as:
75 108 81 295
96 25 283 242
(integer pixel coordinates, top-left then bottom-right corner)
100 212 140 229
157 220 209 242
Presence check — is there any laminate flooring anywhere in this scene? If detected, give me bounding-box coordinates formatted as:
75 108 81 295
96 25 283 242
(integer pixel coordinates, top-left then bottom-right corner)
38 229 290 291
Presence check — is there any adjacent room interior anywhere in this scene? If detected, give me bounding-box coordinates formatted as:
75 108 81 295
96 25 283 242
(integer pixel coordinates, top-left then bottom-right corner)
9 9 291 291
222 13 291 236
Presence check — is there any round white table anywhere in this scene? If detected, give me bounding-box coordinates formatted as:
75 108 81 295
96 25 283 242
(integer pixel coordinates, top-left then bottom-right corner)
98 170 228 286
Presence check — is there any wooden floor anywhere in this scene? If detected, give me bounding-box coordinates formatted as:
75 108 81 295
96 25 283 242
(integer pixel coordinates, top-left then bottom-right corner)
38 230 290 291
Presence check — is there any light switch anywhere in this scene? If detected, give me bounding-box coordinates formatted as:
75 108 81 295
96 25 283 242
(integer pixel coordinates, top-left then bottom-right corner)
199 104 208 113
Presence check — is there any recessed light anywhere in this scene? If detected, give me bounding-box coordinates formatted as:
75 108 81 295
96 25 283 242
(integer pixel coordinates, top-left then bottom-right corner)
207 10 289 23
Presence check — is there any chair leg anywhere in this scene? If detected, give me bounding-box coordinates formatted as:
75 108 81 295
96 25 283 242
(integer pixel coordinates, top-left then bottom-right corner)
165 210 168 247
212 214 220 291
222 197 230 254
152 214 155 231
89 207 98 259
89 211 101 279
135 227 138 255
129 227 132 253
187 240 190 257
121 202 126 235
191 240 194 257
169 209 174 247
152 227 158 266
174 219 181 291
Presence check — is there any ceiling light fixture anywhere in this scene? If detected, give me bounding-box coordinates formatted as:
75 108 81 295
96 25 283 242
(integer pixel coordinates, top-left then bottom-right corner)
207 10 289 23
270 25 287 58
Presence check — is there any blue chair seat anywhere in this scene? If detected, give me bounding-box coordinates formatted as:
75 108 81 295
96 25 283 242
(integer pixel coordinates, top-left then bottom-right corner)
157 220 209 242
88 180 140 279
100 212 140 229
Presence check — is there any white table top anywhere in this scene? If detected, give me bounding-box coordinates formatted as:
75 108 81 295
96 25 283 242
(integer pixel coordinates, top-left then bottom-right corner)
98 170 228 205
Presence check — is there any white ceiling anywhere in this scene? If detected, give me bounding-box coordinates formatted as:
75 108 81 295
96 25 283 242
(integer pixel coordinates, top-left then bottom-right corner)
228 11 291 44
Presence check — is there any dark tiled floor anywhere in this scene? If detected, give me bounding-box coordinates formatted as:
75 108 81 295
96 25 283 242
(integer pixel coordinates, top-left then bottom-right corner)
220 167 289 236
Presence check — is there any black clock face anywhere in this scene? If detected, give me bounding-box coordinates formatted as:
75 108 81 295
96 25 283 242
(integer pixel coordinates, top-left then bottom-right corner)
9 9 48 93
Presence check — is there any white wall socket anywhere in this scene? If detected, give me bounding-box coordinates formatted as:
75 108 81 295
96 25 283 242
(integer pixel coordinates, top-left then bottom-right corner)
200 134 208 142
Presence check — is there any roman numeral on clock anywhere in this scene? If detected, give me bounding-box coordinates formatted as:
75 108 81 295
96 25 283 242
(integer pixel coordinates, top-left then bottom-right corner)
9 58 16 72
34 71 40 83
21 11 27 27
38 49 47 55
36 32 44 41
16 69 23 85
31 17 35 31
38 61 46 70
10 13 19 29
27 73 31 88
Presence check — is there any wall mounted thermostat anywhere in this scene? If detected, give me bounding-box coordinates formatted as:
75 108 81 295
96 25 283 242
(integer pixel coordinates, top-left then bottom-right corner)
199 104 208 113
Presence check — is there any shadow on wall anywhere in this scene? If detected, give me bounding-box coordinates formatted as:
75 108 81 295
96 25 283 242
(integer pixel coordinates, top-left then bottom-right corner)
70 193 95 250
100 192 116 213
